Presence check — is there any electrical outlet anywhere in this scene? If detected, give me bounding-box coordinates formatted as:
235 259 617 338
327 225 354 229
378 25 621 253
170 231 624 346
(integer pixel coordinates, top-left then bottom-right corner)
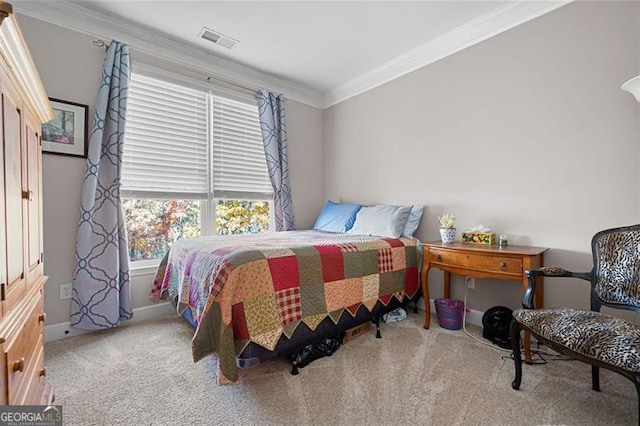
59 283 72 300
465 276 475 290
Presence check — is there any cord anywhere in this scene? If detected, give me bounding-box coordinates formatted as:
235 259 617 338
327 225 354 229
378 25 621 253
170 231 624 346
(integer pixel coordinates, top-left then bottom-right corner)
461 285 511 353
460 286 573 361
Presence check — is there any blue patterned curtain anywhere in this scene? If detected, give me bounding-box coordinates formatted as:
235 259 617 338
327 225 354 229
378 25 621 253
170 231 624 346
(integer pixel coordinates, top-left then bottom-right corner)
256 90 295 231
71 41 132 329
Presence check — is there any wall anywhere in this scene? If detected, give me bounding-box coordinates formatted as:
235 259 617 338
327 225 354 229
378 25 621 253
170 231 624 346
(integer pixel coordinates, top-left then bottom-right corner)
323 1 640 317
18 14 324 326
20 1 640 327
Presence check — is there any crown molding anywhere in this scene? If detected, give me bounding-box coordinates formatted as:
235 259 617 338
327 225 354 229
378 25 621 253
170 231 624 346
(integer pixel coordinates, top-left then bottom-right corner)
0 7 53 122
12 0 325 108
14 0 571 111
322 1 572 109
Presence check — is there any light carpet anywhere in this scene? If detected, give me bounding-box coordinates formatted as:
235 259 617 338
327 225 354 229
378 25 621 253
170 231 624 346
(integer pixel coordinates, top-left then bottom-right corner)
45 311 636 425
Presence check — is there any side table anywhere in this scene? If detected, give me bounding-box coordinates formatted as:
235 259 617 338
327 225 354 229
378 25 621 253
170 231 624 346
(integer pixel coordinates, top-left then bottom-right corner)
421 241 548 362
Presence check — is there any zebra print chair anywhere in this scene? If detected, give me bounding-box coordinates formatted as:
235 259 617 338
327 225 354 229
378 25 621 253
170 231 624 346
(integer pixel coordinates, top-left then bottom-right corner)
510 224 640 422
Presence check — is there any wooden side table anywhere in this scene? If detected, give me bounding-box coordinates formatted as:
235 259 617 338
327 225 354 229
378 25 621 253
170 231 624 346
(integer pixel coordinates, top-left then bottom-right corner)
421 241 548 362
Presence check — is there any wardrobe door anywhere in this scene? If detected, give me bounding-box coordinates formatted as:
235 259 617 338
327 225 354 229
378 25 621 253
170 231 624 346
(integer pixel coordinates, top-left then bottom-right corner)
24 111 43 287
0 71 4 320
2 72 26 312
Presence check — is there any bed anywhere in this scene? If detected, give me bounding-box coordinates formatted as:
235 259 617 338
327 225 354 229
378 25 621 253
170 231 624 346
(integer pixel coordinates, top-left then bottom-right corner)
150 229 422 384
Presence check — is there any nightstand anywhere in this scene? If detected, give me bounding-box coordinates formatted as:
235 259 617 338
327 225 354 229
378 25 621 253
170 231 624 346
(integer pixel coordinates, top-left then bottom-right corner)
421 241 548 362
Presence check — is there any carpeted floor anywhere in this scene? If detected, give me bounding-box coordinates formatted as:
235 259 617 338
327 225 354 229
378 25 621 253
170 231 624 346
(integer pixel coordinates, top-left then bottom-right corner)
45 311 636 425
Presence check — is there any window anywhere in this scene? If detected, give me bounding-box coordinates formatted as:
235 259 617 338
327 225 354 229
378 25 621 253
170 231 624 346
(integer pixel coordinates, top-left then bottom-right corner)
122 73 272 262
124 199 201 262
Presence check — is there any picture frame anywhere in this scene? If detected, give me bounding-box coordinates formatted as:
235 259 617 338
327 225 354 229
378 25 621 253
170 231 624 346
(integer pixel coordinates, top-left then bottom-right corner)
41 98 89 158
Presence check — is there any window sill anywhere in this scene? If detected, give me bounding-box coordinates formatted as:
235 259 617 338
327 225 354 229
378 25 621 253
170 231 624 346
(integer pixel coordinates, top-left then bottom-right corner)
130 261 160 277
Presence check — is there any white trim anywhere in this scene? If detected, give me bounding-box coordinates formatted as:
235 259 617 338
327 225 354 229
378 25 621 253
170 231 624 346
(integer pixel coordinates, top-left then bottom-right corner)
15 0 570 110
130 261 160 277
44 302 176 342
323 1 571 108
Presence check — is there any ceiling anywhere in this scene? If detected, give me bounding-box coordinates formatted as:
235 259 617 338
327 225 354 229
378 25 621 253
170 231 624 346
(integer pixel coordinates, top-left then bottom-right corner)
70 1 505 92
14 1 569 108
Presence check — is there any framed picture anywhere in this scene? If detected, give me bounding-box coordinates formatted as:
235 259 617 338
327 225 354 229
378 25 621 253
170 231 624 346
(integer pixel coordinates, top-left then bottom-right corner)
41 98 89 158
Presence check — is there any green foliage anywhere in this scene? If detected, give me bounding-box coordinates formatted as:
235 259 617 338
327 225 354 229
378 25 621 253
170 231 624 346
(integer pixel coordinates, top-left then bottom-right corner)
124 199 271 261
215 200 270 235
124 199 201 262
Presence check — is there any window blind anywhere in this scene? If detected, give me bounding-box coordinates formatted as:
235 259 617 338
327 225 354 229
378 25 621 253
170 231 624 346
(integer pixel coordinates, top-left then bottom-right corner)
211 96 273 200
122 73 209 199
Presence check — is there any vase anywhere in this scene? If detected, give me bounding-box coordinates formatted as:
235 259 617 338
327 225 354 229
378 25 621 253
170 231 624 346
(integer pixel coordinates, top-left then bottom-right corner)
440 228 456 243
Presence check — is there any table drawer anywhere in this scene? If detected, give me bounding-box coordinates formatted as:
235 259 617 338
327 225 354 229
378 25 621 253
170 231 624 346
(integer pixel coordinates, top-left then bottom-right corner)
429 249 523 275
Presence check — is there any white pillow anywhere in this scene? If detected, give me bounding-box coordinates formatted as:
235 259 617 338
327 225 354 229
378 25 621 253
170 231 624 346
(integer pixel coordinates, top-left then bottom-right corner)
348 205 412 238
402 205 424 238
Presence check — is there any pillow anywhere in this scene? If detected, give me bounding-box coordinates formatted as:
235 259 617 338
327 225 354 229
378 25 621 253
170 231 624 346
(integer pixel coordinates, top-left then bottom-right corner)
402 205 424 238
313 200 362 233
347 205 412 238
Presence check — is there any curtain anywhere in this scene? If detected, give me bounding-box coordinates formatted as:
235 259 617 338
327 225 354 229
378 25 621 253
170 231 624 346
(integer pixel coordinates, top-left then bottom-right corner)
256 90 295 231
71 41 133 329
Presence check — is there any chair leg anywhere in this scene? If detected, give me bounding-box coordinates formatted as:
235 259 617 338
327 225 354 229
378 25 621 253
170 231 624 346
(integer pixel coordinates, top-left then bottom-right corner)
592 365 600 391
511 319 522 390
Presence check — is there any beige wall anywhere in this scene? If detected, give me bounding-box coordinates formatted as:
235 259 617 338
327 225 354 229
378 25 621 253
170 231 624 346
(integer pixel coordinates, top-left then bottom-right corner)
18 14 324 325
287 100 324 229
323 1 640 317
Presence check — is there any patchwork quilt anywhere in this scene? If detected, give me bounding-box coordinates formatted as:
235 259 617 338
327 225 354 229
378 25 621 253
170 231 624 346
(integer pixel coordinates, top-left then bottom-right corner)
151 230 420 384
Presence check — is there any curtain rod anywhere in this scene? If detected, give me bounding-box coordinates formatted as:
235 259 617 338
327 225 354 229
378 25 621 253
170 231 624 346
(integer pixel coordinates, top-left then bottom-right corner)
206 76 258 94
92 39 109 50
92 38 259 95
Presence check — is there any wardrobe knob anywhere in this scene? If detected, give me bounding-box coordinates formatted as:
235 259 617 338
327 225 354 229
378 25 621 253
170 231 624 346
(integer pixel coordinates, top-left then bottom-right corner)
13 357 24 373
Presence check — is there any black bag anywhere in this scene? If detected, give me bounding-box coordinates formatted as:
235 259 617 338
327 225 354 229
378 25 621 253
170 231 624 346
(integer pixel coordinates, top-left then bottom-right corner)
482 306 513 349
291 335 343 368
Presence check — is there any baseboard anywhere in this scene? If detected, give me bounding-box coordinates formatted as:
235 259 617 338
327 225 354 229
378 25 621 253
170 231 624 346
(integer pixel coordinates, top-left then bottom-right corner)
416 298 484 327
44 302 175 343
45 299 486 342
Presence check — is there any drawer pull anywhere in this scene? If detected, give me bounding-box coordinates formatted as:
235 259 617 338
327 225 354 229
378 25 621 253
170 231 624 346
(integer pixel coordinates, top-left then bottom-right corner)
436 255 442 261
500 261 507 269
12 357 25 373
39 367 47 378
38 312 46 323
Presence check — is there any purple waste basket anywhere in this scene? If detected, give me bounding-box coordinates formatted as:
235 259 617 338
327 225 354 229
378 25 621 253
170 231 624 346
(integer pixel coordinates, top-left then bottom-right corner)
435 298 464 330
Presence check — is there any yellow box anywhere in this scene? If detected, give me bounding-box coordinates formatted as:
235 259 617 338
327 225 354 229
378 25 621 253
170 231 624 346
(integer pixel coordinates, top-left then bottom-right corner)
462 232 495 244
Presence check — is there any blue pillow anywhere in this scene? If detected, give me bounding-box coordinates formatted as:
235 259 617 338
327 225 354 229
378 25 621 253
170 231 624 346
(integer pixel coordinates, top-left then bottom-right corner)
313 200 362 233
347 205 412 238
402 205 425 238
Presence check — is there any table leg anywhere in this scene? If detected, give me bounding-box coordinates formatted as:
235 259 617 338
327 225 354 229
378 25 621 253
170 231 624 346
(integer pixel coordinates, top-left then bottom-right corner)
422 265 431 329
523 332 532 364
444 271 451 298
534 275 544 310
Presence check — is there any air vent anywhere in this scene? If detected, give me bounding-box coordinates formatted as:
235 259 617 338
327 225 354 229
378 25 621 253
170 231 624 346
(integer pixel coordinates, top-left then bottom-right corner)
198 27 239 49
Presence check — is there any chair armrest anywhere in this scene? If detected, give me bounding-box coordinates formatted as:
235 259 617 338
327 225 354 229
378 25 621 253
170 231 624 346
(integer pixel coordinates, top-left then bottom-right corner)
522 267 592 309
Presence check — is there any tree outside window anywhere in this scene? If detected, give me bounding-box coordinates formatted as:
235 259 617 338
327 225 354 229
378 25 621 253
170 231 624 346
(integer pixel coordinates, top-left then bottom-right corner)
124 199 270 262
